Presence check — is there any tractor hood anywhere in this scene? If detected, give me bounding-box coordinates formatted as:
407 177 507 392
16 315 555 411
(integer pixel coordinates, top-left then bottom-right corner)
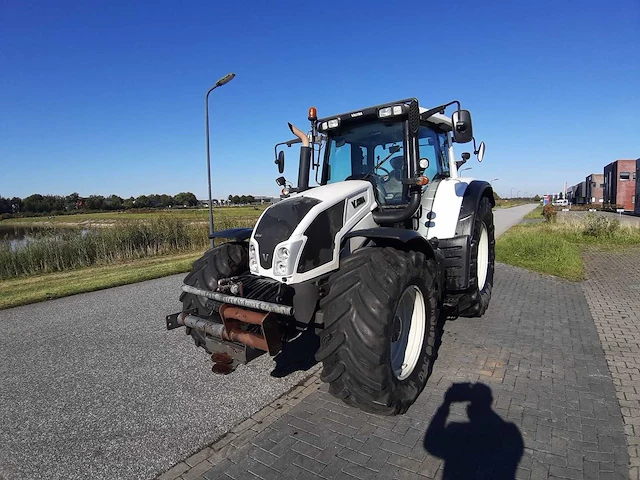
249 181 376 283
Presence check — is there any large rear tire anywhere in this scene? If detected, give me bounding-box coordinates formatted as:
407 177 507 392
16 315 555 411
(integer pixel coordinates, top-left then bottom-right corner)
458 196 495 317
180 242 249 350
315 247 439 415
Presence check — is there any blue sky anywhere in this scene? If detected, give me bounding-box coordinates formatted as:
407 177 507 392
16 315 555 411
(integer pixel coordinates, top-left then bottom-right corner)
1 0 639 200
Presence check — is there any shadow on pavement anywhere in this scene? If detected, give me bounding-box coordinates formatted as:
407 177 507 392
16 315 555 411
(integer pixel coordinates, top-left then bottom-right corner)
424 382 524 479
270 327 319 378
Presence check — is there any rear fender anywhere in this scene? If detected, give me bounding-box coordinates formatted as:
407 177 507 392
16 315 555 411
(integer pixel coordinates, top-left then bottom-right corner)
455 181 494 237
438 181 494 293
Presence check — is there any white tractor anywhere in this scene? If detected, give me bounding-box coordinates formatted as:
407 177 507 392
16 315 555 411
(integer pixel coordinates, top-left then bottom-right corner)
166 98 495 415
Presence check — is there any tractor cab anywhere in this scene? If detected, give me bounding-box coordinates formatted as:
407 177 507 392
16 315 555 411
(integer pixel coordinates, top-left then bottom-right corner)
275 98 485 225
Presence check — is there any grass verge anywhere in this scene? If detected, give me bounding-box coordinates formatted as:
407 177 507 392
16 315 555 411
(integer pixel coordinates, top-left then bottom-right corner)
524 205 543 219
0 252 200 310
496 223 585 280
496 215 640 281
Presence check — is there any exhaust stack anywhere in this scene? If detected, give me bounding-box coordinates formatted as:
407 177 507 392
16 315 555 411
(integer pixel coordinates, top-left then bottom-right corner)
288 122 311 192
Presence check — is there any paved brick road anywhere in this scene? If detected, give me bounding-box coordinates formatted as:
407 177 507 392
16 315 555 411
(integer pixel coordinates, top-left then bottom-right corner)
582 247 640 479
167 262 629 480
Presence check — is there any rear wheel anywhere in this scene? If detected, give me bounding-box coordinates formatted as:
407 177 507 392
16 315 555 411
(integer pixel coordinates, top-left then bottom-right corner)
458 196 495 317
180 242 249 350
315 247 439 415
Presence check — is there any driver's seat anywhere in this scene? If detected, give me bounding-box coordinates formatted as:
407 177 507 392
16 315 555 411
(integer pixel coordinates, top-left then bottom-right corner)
383 156 406 205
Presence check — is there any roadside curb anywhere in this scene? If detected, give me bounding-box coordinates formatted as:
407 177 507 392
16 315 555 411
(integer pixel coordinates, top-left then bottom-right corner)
157 365 322 480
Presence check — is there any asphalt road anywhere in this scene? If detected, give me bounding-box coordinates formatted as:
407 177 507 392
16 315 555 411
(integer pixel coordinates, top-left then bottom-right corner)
0 203 537 480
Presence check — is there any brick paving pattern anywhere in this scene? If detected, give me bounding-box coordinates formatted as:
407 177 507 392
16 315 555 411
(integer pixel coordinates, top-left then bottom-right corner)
582 247 640 479
165 263 629 480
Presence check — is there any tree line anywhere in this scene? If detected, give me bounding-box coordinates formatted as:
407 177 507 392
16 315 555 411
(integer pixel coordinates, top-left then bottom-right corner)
0 192 202 216
0 192 269 216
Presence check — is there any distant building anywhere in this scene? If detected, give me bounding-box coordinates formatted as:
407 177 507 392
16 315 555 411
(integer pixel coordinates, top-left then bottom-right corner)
603 159 637 211
585 173 604 204
635 159 640 215
570 181 587 205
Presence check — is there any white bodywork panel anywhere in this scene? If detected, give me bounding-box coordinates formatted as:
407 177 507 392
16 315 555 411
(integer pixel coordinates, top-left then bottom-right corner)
418 177 471 240
250 181 378 284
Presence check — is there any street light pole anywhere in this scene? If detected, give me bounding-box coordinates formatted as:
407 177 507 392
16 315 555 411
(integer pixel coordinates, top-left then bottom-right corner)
511 187 515 198
490 178 499 186
205 73 236 248
517 190 521 198
460 167 472 174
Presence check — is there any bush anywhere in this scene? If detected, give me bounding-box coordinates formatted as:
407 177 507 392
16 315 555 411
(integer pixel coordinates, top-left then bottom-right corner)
542 205 557 223
582 213 620 238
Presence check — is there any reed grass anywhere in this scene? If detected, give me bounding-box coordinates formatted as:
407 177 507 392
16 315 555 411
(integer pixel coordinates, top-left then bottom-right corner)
0 216 255 279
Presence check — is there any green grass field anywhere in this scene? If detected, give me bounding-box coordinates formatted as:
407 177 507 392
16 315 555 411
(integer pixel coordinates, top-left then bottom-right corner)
0 252 200 310
0 205 267 225
496 215 640 281
524 205 544 219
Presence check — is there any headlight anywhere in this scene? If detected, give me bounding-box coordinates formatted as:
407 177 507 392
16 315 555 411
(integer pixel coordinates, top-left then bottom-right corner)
270 239 303 276
319 118 340 130
378 105 404 118
275 261 288 275
249 244 258 273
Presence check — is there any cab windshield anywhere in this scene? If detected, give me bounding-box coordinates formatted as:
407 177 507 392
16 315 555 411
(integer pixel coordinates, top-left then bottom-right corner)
323 121 408 205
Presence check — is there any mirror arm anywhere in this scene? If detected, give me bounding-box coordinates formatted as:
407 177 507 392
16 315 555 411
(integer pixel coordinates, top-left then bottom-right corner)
420 100 461 122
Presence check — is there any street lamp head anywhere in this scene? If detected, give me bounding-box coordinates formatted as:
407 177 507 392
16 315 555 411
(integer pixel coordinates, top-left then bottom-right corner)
215 72 236 87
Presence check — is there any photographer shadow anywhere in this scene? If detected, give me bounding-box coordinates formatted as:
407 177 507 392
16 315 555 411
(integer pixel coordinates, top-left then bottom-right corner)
424 383 524 480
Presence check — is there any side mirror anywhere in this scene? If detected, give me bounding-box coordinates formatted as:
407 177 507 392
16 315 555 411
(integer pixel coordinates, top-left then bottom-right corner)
476 142 486 163
275 151 285 173
275 176 286 186
451 109 473 144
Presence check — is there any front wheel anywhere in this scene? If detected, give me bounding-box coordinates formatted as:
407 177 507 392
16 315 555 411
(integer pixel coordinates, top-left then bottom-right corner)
315 247 440 415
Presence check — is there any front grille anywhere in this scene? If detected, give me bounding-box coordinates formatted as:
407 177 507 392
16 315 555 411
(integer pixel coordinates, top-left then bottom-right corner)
235 274 294 305
253 197 320 269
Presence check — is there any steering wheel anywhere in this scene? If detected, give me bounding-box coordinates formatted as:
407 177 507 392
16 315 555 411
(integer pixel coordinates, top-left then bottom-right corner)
377 166 391 182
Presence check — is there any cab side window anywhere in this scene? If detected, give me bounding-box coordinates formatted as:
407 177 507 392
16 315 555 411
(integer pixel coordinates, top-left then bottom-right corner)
418 126 450 180
437 132 451 177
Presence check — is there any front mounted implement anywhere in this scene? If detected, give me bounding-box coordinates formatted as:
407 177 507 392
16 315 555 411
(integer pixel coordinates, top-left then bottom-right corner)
166 282 295 373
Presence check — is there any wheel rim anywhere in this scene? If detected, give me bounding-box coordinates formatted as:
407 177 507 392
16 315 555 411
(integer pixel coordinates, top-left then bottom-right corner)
390 285 426 381
477 225 489 291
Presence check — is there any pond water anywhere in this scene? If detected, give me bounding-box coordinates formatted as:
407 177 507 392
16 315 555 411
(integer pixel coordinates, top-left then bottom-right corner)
0 225 89 252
